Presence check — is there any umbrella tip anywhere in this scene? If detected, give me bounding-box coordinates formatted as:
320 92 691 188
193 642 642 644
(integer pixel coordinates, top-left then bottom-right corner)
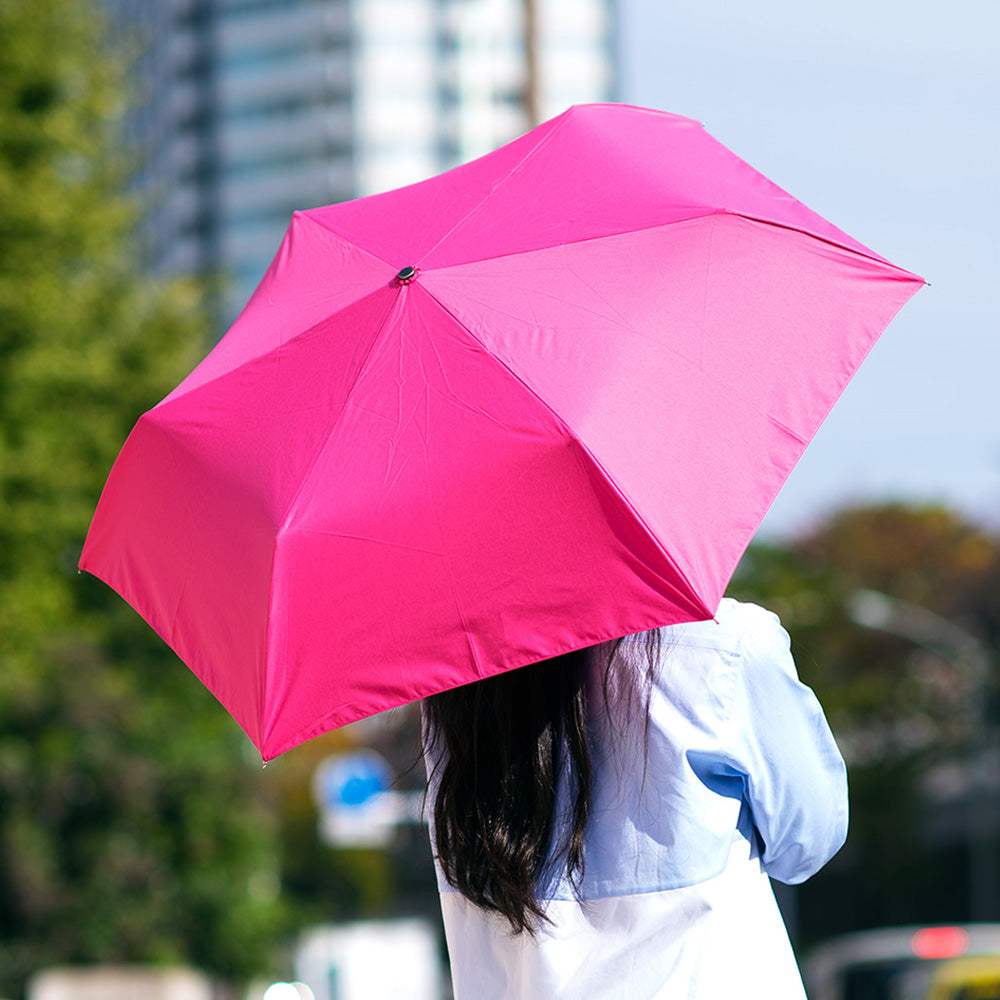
396 265 418 285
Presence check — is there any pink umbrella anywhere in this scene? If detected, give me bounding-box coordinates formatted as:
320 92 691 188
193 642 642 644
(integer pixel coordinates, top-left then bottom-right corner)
81 104 923 761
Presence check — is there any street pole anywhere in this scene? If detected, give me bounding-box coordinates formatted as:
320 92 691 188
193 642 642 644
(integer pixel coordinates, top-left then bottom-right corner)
846 588 997 921
523 0 540 127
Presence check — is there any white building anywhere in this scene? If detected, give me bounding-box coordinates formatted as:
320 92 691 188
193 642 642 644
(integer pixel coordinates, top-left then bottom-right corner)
108 0 616 324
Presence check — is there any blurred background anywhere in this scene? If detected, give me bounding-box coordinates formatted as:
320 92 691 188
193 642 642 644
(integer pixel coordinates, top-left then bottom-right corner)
0 0 996 998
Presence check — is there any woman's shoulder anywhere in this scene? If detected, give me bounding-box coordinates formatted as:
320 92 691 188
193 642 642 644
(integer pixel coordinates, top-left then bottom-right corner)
604 601 787 720
653 598 784 652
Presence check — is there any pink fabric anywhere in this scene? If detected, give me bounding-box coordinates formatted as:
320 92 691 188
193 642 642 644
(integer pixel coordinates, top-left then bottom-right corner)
81 104 923 759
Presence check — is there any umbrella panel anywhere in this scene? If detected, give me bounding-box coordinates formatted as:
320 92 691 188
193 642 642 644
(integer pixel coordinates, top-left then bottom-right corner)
306 104 878 274
424 213 922 608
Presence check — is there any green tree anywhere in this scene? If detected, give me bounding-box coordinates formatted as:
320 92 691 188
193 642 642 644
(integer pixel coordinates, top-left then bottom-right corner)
0 1 284 993
732 504 998 760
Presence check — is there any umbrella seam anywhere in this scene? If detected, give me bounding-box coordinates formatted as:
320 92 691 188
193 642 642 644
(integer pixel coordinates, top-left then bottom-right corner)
421 217 919 436
267 296 404 534
300 110 577 273
419 109 575 264
154 217 401 410
295 209 398 272
415 282 715 622
423 211 721 271
153 298 403 425
419 210 919 277
258 289 407 754
721 212 919 272
416 102 897 271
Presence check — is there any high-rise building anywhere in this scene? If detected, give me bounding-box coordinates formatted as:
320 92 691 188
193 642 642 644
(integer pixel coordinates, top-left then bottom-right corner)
109 0 616 323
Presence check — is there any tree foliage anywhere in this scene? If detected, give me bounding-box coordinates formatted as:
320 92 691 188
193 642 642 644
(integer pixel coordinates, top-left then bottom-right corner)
0 1 284 993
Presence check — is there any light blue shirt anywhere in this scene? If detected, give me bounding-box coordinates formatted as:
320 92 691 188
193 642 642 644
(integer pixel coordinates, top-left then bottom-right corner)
428 599 848 999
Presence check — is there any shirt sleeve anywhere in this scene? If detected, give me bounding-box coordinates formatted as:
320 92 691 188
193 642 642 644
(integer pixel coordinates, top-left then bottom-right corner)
724 605 849 884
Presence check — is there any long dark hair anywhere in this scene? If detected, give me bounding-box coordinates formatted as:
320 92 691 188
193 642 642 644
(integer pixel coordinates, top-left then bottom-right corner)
424 631 661 935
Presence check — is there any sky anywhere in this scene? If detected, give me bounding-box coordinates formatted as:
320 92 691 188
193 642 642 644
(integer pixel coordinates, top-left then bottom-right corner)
618 0 998 538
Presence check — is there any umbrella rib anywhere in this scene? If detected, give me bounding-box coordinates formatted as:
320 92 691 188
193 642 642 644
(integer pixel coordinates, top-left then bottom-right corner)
299 112 576 272
417 109 575 266
718 212 914 270
152 216 403 413
424 210 915 276
258 290 408 751
295 210 398 273
273 298 404 539
425 211 714 272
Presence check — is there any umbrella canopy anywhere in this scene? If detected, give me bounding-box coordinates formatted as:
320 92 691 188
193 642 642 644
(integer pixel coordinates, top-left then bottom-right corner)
81 104 923 760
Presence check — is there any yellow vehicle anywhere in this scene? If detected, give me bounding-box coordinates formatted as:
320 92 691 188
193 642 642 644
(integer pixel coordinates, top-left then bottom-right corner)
926 956 1000 1000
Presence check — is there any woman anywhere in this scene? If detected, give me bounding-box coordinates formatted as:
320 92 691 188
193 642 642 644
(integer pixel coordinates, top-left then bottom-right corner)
423 598 847 999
